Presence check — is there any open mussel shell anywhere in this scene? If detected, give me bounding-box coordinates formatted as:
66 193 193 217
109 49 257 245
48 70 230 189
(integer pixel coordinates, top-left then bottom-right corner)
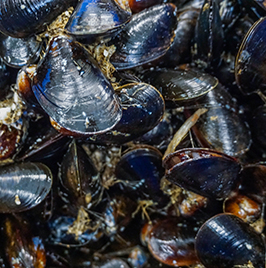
0 0 76 38
195 213 266 268
163 148 241 200
0 162 52 213
235 17 266 95
110 3 177 70
66 0 132 42
32 34 122 135
0 33 43 68
145 67 218 106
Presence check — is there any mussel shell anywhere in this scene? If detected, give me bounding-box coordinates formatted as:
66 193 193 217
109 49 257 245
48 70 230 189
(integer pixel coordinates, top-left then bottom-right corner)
128 0 163 13
32 34 122 135
86 82 165 144
47 215 102 247
115 146 167 203
146 217 200 267
191 108 251 157
0 0 75 38
110 3 177 70
189 86 251 157
193 0 224 68
0 162 52 213
159 9 199 67
235 17 266 95
16 122 70 163
66 0 132 42
0 33 43 68
251 105 266 150
223 194 262 223
4 215 46 268
163 148 241 200
195 213 266 268
238 163 266 203
145 68 218 106
58 139 102 209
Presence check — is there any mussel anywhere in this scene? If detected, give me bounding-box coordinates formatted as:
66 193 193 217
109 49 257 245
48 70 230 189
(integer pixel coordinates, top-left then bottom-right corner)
163 148 241 200
195 213 266 268
4 215 46 268
144 67 218 107
66 0 132 42
115 145 167 205
32 34 122 135
0 0 76 38
193 0 224 69
110 3 177 70
143 217 200 267
83 82 165 144
0 162 52 213
0 33 43 68
58 139 102 210
235 17 266 95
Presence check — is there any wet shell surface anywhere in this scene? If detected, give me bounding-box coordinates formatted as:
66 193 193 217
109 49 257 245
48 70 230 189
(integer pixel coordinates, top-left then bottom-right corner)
0 162 53 213
110 3 177 70
66 0 132 41
0 0 75 38
195 213 266 268
235 17 266 95
32 34 122 135
163 148 241 200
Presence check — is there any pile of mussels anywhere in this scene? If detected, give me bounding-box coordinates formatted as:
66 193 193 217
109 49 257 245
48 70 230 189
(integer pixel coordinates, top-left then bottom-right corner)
1 0 266 267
